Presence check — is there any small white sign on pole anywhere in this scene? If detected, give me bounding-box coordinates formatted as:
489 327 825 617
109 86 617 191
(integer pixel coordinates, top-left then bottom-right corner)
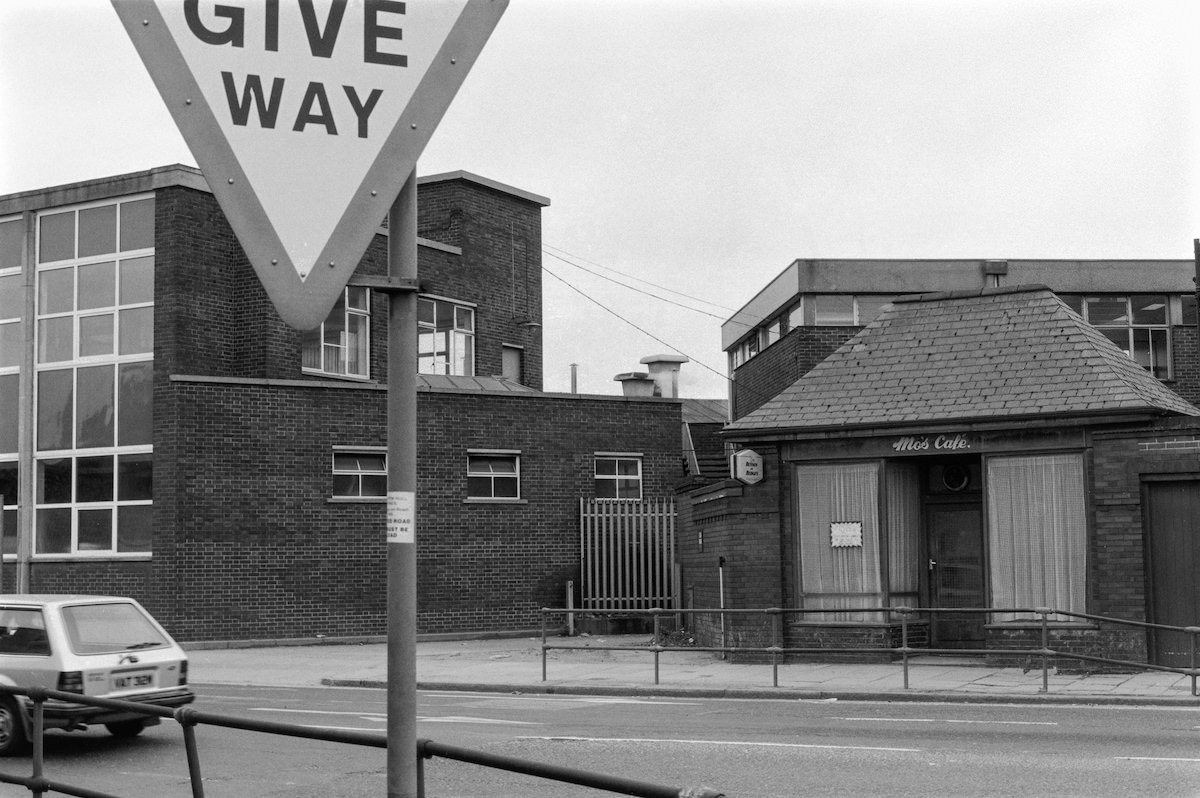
113 0 508 329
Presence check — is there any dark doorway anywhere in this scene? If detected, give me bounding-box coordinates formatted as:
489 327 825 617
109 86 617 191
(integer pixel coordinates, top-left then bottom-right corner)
928 502 985 648
1144 479 1200 666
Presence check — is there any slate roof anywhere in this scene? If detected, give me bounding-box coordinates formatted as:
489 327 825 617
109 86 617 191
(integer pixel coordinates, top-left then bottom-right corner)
680 398 728 424
727 285 1200 434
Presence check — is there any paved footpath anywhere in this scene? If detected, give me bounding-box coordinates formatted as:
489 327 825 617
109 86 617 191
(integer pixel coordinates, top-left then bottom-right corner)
184 634 1200 706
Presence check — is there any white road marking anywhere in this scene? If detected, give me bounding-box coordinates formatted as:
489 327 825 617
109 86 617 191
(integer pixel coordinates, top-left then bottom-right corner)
519 736 920 752
1118 757 1200 763
420 691 699 706
834 716 1058 726
245 707 537 725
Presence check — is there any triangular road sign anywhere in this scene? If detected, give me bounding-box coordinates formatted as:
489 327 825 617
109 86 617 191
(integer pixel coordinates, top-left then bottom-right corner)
113 0 507 329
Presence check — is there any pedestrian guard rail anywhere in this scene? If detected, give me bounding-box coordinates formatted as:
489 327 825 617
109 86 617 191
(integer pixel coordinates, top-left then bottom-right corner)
540 605 1200 697
0 684 725 798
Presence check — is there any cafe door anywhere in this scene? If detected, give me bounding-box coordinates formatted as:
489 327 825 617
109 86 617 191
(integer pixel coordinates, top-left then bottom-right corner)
928 502 985 648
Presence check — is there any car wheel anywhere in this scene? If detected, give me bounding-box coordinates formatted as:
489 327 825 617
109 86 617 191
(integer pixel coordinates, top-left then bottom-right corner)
0 697 29 756
105 720 148 738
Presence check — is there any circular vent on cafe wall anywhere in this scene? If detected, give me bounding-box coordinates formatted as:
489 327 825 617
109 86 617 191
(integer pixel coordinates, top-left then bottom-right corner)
942 464 971 492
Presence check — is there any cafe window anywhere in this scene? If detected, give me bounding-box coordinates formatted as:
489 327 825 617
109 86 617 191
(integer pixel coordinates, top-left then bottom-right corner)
986 454 1086 622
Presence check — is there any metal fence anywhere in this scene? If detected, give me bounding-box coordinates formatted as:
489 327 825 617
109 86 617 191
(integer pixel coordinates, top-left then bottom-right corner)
539 605 1200 696
0 684 724 798
580 498 676 611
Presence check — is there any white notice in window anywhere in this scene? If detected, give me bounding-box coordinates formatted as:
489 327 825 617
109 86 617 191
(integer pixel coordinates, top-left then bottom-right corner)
830 521 863 548
387 491 415 544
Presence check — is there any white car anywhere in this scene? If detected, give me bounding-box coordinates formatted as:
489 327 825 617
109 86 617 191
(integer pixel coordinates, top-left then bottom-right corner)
0 595 194 755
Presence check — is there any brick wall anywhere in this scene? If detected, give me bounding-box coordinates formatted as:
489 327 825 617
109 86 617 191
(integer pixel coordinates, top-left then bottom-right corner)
28 379 683 642
1167 325 1200 406
732 327 858 419
676 444 790 647
156 177 543 390
1089 418 1200 629
417 177 544 390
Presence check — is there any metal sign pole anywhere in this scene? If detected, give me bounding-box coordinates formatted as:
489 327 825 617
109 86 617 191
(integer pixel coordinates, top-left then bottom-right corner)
386 170 419 798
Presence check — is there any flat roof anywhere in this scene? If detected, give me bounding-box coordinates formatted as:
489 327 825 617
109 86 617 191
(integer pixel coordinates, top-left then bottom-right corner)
722 257 1196 350
418 170 551 207
1 165 551 214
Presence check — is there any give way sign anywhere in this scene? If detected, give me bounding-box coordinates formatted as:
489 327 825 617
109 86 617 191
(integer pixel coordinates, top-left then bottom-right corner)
113 0 508 329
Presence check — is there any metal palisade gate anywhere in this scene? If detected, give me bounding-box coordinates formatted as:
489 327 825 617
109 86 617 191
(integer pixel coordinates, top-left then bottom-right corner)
580 498 677 610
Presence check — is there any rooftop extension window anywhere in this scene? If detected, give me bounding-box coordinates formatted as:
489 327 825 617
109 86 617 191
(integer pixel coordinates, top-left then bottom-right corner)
1061 294 1171 379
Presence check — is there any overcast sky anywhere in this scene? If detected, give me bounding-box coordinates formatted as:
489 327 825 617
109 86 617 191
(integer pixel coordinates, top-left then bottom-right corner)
2 0 1197 398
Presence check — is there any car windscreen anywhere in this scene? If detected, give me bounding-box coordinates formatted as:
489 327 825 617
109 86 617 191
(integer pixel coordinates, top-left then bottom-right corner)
62 603 170 655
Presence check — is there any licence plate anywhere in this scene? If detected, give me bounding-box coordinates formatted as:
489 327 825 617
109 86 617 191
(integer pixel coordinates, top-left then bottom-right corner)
111 670 156 690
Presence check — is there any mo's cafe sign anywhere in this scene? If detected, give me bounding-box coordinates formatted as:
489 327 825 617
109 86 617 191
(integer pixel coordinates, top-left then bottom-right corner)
891 433 972 453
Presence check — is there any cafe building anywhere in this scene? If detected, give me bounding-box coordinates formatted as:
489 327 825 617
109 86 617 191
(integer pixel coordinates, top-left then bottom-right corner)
678 285 1200 666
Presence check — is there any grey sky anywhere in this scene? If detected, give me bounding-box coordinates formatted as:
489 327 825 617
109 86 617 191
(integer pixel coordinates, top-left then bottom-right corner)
2 0 1196 398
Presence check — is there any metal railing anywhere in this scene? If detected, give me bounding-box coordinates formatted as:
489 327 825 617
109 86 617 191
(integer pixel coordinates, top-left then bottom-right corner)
540 605 1200 697
0 685 725 798
580 498 677 611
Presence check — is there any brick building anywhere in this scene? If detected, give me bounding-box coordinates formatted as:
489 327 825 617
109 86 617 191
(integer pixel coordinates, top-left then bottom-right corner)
679 267 1200 667
0 165 686 642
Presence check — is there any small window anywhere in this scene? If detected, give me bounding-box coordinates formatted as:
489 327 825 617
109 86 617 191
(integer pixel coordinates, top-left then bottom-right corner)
785 301 804 332
764 319 781 347
419 296 475 376
333 451 387 498
813 295 855 325
595 455 642 500
302 287 371 379
501 345 523 384
467 452 520 499
1182 294 1198 326
0 218 23 270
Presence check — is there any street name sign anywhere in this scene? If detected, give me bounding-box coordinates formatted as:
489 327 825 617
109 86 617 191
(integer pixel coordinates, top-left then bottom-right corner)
113 0 508 329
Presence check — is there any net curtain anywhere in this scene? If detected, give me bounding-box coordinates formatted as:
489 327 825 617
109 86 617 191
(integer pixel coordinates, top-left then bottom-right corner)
796 463 882 621
986 453 1087 621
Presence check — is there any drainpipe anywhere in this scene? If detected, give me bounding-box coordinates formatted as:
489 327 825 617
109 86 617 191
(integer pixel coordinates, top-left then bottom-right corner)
718 556 727 660
1194 240 1199 336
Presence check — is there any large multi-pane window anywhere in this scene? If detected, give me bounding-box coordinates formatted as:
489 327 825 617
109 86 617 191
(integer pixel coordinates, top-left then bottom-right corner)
419 296 474 376
0 218 20 556
301 286 370 379
34 197 154 556
1061 295 1171 379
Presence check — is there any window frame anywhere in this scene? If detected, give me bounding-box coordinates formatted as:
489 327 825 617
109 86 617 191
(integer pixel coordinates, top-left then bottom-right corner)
331 447 387 501
594 453 644 501
301 286 372 380
418 295 476 377
1066 294 1173 380
466 450 521 502
32 196 154 560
